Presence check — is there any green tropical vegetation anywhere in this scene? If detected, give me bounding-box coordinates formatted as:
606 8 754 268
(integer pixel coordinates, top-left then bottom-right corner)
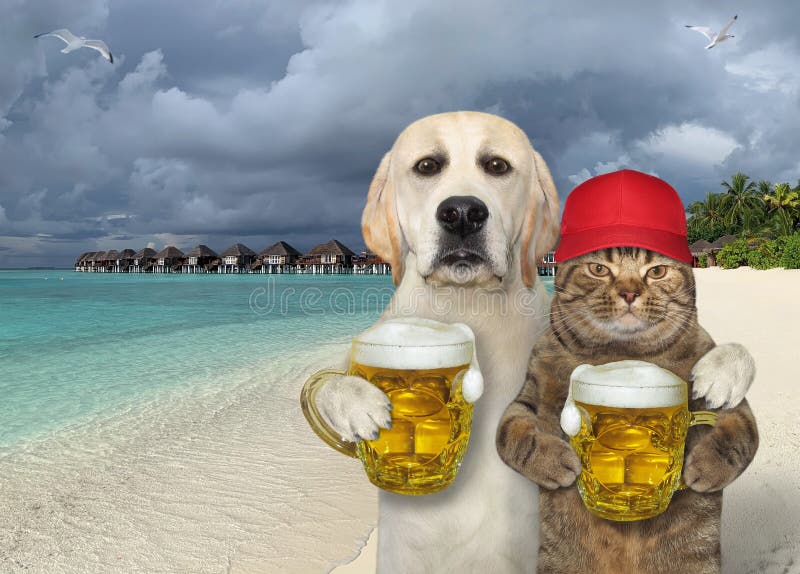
686 172 800 269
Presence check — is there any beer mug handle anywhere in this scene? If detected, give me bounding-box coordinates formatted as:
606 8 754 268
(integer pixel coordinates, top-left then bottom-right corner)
300 369 358 459
677 409 719 490
451 368 467 400
688 410 718 427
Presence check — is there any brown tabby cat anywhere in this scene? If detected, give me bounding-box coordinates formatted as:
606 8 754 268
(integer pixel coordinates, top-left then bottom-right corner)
496 247 759 574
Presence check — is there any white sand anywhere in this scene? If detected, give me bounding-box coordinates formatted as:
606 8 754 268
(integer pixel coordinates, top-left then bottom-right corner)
329 267 800 574
0 343 378 573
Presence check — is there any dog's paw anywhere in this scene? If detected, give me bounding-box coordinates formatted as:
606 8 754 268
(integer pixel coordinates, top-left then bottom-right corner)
683 439 740 493
315 374 392 443
691 343 755 409
529 435 582 490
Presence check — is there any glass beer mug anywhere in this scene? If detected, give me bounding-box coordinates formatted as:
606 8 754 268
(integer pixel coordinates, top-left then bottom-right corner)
560 360 717 521
301 318 483 496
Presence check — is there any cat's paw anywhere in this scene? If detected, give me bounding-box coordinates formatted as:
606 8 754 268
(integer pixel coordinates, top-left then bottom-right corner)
691 343 755 409
529 435 582 490
683 439 741 493
316 374 392 442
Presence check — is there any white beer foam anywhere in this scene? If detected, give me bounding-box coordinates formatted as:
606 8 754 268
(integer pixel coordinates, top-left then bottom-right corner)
570 360 686 408
353 317 474 371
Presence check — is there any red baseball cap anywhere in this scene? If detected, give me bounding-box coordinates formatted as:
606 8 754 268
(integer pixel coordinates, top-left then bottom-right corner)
554 169 692 263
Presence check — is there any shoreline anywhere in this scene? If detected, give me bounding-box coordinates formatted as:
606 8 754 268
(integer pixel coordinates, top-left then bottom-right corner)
0 343 378 573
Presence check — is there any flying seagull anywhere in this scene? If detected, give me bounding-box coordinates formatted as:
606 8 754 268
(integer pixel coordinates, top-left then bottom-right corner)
685 15 737 49
34 29 113 63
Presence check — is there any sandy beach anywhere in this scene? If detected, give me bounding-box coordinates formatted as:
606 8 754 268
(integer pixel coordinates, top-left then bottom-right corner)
1 268 796 573
0 342 379 574
328 267 800 574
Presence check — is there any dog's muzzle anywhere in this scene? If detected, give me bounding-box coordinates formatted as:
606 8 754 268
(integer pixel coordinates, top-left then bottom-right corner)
433 195 493 272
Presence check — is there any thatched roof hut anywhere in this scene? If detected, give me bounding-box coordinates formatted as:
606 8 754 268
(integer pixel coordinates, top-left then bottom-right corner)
75 251 93 264
306 239 357 258
710 234 738 250
689 239 713 256
259 241 302 258
103 250 119 263
133 247 157 260
116 249 136 261
221 243 256 258
185 244 219 259
154 246 185 260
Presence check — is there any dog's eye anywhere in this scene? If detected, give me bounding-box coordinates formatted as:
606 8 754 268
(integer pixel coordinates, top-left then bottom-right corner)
587 263 610 277
647 265 667 279
415 158 441 175
484 157 510 175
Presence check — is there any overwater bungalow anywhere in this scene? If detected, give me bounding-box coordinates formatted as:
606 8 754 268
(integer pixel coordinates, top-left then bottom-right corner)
131 247 157 273
182 245 219 274
298 239 356 274
689 239 713 267
101 250 119 273
86 251 102 272
153 246 184 273
114 249 137 272
219 243 256 274
352 250 391 275
254 241 302 274
74 252 94 272
87 251 106 272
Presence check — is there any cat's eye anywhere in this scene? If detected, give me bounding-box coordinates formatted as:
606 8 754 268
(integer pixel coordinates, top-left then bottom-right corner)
587 263 610 277
414 157 442 175
647 265 667 279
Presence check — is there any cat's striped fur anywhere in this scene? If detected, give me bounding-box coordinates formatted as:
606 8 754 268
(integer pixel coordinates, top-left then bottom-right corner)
496 247 759 574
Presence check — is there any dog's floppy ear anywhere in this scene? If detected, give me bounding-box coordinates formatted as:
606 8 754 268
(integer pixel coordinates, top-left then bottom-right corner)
520 149 560 288
362 152 406 285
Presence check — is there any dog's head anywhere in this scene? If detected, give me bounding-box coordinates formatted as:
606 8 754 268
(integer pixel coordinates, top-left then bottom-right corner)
362 111 559 287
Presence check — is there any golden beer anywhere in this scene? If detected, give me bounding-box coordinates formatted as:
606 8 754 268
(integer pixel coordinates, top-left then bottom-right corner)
301 318 478 496
566 361 716 521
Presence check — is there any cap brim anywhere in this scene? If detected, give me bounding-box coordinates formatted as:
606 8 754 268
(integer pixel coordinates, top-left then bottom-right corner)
554 225 693 263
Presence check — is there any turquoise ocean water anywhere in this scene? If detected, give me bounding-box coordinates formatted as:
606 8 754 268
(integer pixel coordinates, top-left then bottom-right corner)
0 271 396 452
0 270 553 453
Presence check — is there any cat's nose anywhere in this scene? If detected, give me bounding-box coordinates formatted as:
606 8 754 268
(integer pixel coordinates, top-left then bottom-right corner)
619 290 638 304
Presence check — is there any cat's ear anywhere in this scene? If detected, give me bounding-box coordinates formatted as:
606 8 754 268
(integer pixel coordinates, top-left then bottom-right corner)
520 149 560 287
362 152 406 285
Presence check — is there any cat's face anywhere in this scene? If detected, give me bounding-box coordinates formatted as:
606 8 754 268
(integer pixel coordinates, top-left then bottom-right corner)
553 247 696 348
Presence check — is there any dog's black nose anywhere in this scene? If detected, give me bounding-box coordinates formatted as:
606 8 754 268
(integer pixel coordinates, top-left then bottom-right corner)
436 196 489 237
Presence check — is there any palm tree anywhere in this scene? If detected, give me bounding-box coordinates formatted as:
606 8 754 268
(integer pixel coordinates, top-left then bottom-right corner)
769 209 795 237
757 180 773 201
763 182 799 234
688 192 727 227
738 206 770 241
687 192 728 241
721 172 761 229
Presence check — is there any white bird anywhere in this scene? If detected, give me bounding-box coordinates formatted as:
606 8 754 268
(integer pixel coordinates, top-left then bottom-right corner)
34 28 113 63
685 15 737 49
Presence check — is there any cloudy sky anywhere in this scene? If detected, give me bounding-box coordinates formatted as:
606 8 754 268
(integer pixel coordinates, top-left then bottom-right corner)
1 1 799 267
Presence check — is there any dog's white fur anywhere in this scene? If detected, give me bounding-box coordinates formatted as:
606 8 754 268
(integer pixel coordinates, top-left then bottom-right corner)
313 111 755 573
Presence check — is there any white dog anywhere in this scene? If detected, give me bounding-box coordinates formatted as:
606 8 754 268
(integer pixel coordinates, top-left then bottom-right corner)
312 111 754 573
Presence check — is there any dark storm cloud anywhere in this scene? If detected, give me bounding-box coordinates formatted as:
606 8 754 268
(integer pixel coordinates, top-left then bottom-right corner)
0 0 798 267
